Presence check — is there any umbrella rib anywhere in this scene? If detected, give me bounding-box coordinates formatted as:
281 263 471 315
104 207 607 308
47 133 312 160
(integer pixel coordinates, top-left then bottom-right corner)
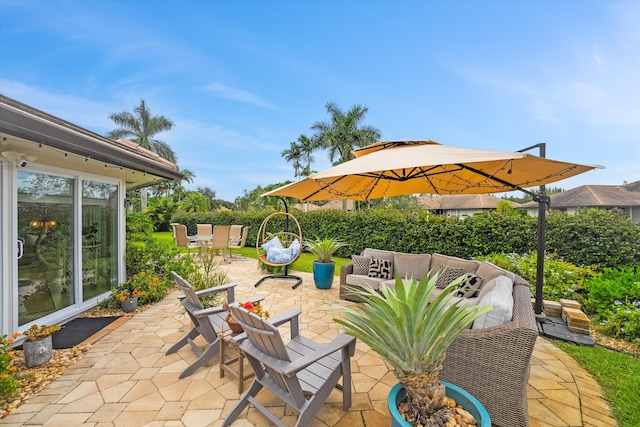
304 176 348 201
456 163 533 195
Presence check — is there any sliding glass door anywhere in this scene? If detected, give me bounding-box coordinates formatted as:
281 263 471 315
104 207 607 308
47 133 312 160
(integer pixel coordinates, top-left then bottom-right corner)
16 170 121 326
17 171 74 326
82 180 118 300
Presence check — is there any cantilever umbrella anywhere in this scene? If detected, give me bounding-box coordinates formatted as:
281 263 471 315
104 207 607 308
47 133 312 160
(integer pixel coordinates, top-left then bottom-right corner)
265 140 603 318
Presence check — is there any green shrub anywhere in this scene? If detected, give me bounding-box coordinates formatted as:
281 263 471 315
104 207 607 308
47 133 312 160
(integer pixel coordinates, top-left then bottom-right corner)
547 209 640 268
186 250 230 308
0 333 20 398
597 300 640 344
477 252 598 301
583 267 640 343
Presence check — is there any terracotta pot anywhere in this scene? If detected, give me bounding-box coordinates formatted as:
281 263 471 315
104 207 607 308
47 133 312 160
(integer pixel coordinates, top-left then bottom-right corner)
226 317 244 333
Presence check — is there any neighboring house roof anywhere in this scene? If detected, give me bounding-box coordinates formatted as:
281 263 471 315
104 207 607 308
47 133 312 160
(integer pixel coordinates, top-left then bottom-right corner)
0 94 182 189
623 180 640 193
520 181 640 209
419 194 520 210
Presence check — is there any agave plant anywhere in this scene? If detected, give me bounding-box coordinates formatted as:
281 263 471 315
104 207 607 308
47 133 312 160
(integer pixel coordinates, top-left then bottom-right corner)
304 237 347 263
334 274 491 426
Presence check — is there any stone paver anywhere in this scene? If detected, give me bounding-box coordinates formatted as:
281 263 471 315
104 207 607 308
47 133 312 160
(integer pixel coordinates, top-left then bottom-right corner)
1 258 617 426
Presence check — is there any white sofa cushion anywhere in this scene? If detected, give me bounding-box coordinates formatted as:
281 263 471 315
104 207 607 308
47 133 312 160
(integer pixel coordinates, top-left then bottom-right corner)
472 275 514 329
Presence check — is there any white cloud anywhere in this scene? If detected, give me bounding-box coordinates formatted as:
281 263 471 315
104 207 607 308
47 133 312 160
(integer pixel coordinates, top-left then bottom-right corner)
202 82 274 108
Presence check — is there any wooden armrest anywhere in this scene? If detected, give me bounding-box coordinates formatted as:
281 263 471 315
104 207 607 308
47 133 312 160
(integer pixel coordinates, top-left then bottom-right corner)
193 306 227 317
194 282 237 297
281 334 356 376
231 308 300 344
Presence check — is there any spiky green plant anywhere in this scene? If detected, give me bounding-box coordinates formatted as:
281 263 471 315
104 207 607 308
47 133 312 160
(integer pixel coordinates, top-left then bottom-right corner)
304 237 347 263
334 274 491 425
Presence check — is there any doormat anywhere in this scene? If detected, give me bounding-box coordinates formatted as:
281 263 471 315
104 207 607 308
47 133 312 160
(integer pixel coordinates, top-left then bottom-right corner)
51 316 121 349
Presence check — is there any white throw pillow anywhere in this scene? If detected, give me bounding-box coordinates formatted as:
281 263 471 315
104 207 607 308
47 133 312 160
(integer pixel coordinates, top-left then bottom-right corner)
472 276 514 329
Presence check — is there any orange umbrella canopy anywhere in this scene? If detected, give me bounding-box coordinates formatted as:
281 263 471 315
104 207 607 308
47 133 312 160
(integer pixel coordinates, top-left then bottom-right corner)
265 140 603 201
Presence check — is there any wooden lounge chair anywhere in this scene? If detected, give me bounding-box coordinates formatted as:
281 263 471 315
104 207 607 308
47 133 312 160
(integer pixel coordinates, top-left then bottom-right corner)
166 272 263 379
222 305 356 427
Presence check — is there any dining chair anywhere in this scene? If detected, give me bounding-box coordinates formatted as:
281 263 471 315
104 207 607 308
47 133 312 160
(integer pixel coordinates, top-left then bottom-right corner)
208 225 231 262
228 226 250 259
170 223 200 257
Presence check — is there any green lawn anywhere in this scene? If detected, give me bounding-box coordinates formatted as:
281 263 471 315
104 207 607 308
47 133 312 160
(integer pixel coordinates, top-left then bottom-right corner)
154 231 350 275
553 340 640 427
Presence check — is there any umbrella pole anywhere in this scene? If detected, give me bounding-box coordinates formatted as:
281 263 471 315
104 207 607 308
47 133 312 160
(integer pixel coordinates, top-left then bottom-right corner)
519 143 548 323
534 191 548 323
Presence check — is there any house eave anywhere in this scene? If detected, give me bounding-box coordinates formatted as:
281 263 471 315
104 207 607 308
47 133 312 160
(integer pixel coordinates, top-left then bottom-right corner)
0 95 183 187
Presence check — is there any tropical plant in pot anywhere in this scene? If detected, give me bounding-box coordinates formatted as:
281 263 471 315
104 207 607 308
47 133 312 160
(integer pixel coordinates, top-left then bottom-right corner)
334 274 492 426
305 237 347 289
22 323 61 368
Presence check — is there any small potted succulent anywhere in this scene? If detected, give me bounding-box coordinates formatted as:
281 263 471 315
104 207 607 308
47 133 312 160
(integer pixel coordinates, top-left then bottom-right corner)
22 323 61 368
305 237 347 289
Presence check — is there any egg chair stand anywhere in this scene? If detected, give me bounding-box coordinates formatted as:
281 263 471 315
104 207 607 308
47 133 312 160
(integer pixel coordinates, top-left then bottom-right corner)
255 199 303 289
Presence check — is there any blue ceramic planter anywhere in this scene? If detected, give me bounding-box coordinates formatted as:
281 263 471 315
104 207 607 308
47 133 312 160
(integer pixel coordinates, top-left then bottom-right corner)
388 382 490 427
313 261 335 289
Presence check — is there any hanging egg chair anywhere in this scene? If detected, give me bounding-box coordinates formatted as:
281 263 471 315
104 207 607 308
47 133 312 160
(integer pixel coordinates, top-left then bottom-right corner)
255 205 303 289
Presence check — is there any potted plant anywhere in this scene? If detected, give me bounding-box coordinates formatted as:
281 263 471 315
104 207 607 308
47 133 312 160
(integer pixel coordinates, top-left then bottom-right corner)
305 237 347 289
222 301 270 333
113 274 144 313
22 323 61 368
334 275 492 426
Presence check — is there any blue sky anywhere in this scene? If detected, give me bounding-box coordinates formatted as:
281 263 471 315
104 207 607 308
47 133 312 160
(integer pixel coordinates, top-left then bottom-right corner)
1 0 638 202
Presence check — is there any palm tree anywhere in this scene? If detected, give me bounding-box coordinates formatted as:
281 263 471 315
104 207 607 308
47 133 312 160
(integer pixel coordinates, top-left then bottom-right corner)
311 101 381 166
296 134 316 177
281 141 303 178
108 100 176 211
107 100 176 162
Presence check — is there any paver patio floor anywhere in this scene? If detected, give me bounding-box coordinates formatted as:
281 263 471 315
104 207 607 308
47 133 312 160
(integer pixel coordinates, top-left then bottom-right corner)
1 258 617 427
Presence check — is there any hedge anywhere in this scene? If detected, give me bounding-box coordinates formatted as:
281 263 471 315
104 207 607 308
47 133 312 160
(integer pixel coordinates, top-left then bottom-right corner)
171 208 640 269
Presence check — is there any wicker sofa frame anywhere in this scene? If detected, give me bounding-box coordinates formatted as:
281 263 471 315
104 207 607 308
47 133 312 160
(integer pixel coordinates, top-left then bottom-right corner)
339 261 539 427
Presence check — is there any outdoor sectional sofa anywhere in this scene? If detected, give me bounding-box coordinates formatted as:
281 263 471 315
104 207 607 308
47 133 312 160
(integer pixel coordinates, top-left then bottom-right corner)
339 248 539 427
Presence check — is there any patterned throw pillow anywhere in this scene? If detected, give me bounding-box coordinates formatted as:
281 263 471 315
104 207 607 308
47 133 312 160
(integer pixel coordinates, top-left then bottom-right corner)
455 274 484 297
352 255 372 275
368 258 393 279
435 266 464 289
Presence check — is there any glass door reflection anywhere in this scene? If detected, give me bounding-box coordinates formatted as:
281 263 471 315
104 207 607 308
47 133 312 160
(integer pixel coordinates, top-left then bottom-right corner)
17 171 74 326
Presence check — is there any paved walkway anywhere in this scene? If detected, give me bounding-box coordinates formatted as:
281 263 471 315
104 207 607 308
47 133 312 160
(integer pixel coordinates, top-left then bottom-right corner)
2 259 617 426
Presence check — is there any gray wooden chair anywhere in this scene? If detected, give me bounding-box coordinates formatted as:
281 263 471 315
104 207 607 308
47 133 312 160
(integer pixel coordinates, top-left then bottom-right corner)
166 272 262 379
222 305 356 427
